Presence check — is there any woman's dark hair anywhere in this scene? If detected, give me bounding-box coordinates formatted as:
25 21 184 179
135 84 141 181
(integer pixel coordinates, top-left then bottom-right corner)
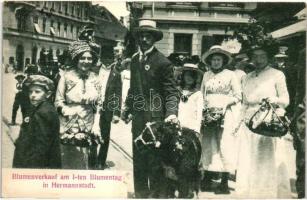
180 70 198 90
71 51 98 68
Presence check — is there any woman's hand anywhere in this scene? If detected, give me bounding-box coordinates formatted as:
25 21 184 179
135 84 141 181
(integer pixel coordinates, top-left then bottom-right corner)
112 116 120 124
61 106 78 116
263 97 278 105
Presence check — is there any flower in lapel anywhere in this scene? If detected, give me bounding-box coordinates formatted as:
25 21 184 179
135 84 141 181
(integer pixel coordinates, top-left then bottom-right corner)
145 64 151 71
24 117 30 123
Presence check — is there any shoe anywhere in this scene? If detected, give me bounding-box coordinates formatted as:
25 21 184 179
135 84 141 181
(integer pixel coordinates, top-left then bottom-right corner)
214 185 230 195
200 180 214 192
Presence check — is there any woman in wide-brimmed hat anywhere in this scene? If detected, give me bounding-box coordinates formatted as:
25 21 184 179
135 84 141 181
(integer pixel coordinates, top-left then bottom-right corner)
54 40 103 169
235 34 291 198
200 46 242 194
177 63 203 133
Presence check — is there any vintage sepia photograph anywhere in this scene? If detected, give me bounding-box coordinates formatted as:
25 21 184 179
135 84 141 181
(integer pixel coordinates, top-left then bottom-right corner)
1 1 306 198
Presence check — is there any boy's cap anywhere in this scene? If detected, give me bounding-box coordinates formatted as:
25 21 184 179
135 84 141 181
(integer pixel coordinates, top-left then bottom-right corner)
25 75 55 92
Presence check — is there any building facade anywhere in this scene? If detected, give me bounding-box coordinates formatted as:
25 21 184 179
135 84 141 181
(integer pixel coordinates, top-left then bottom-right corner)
128 2 257 57
3 1 127 71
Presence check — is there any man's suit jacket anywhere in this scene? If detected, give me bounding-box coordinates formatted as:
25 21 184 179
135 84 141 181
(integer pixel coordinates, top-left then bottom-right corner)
125 47 179 120
102 62 123 121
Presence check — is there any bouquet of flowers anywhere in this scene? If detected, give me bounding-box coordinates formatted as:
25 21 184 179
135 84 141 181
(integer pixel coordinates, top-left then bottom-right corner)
60 118 102 147
202 107 225 127
227 20 279 57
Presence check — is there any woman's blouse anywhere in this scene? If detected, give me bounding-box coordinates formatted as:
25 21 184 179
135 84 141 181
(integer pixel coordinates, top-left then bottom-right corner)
201 69 242 109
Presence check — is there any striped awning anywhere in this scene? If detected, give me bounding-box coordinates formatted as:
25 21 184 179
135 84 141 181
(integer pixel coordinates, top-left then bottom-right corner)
271 20 307 39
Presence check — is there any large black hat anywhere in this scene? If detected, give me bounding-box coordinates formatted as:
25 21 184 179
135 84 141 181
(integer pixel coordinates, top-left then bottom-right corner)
231 23 279 57
133 20 163 42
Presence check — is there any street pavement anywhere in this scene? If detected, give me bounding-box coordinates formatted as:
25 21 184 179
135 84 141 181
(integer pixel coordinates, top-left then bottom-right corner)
2 72 298 198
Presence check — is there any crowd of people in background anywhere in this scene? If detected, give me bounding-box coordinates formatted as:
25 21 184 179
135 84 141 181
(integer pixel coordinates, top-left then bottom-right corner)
6 21 305 199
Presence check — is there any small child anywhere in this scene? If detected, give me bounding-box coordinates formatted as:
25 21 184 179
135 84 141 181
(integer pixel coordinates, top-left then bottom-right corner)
13 75 61 169
178 63 203 133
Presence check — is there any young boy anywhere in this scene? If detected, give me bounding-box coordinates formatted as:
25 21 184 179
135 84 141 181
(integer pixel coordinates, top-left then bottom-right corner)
13 75 61 168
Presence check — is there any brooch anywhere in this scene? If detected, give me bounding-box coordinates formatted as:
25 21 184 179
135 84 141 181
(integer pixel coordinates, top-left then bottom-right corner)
145 65 150 71
24 117 30 123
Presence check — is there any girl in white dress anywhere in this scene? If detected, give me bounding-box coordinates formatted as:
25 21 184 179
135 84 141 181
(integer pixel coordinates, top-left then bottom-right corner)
177 63 203 133
236 47 292 198
200 46 242 194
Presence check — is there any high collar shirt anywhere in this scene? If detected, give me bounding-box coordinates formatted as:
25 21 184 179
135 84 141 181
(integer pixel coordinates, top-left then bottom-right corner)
138 46 154 62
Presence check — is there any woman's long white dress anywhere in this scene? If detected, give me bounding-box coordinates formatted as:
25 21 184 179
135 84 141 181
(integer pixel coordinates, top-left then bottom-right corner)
200 69 242 174
236 66 292 198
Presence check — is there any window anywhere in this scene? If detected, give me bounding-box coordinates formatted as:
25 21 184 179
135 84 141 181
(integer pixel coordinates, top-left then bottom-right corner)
9 57 14 65
208 3 244 8
174 34 192 55
58 2 62 12
33 16 38 24
32 46 38 64
42 18 46 33
43 1 47 8
51 2 55 11
50 20 55 36
71 25 74 37
201 36 215 55
71 4 75 16
76 5 80 17
64 23 67 37
166 2 201 7
64 2 68 15
16 9 27 31
212 34 227 45
57 22 61 36
16 44 25 71
84 8 88 19
56 49 61 57
76 26 79 38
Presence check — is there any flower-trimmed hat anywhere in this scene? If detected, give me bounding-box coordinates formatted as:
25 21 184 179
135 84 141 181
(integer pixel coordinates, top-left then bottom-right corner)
68 41 98 61
231 22 279 57
201 45 232 66
25 75 55 92
133 20 163 42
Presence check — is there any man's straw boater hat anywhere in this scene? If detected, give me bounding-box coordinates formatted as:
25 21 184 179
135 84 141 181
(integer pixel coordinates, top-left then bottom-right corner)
274 46 288 58
133 20 163 42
